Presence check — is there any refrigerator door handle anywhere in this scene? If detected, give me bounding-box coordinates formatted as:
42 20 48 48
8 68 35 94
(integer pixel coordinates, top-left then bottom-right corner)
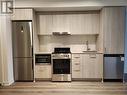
29 22 33 57
29 22 33 47
32 59 34 70
29 46 33 57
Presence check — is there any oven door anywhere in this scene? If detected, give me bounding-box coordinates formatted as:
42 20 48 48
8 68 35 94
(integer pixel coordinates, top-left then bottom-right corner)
53 59 70 74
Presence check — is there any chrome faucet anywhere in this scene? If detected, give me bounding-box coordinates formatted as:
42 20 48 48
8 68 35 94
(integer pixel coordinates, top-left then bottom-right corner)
86 40 90 51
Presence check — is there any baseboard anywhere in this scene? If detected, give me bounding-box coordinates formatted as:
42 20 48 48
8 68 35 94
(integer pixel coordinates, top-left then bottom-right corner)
72 78 102 82
103 79 123 82
35 78 51 81
8 79 14 85
0 79 14 86
0 82 3 86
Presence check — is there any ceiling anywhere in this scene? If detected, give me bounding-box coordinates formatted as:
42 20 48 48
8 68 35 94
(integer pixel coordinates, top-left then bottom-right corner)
14 0 127 11
35 7 102 11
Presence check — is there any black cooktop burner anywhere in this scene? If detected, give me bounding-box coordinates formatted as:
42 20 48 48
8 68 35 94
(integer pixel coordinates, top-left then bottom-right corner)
53 47 71 53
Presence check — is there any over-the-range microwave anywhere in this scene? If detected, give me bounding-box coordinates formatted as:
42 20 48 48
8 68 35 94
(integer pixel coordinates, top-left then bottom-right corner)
35 54 51 64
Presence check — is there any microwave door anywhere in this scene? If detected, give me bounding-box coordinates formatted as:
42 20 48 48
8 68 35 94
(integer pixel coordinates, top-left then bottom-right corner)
35 54 51 64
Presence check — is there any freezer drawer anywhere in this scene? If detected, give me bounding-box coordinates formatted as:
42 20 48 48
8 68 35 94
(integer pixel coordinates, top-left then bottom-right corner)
13 58 33 81
104 54 124 79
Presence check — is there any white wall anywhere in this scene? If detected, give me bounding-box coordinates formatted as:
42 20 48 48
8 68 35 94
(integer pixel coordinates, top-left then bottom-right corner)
0 15 14 86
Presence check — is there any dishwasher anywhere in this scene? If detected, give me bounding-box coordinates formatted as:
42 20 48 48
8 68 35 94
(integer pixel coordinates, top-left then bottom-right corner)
104 54 124 80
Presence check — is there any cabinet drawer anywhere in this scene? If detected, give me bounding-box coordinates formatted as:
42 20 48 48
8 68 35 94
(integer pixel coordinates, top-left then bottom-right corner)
72 70 82 78
72 62 81 70
35 71 46 78
35 65 51 78
89 54 97 58
35 66 45 71
72 59 81 64
72 54 81 59
72 66 80 70
73 62 80 65
72 59 81 63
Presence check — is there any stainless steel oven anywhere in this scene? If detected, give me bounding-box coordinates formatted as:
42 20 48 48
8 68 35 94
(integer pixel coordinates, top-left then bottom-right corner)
52 48 71 81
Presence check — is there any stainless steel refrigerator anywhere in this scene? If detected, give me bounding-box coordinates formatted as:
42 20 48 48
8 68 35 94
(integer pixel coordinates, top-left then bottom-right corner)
12 21 33 81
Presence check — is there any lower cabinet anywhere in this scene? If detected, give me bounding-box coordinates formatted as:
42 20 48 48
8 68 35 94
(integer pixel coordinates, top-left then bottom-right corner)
72 53 103 79
35 65 51 79
82 54 103 78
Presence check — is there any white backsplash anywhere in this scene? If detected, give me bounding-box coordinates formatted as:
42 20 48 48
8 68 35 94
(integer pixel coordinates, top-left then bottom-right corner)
39 35 97 53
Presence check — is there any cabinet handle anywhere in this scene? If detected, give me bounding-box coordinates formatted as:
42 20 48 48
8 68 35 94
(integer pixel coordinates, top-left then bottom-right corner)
39 69 44 72
105 48 106 53
75 63 80 65
89 54 96 58
74 70 80 72
90 56 96 58
74 57 80 58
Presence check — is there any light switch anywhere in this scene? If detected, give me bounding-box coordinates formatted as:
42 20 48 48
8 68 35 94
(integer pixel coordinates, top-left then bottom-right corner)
121 57 124 61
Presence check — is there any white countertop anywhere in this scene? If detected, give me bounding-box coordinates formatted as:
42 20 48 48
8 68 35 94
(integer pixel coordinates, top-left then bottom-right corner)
71 52 103 54
34 52 52 54
34 51 103 54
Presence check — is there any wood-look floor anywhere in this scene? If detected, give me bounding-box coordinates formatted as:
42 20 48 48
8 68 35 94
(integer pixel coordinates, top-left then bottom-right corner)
0 82 127 95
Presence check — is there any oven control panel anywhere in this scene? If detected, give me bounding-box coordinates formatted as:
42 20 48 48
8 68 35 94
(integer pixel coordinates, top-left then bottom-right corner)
52 54 71 59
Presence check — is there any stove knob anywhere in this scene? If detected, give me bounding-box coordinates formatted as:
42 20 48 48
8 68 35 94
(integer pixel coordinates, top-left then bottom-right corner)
52 55 55 57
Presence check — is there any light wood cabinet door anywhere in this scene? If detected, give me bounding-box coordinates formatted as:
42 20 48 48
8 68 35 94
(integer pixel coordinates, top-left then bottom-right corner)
37 15 53 35
35 65 51 79
82 54 103 78
72 54 82 78
102 7 125 54
37 13 100 35
11 9 33 20
69 14 100 35
52 15 70 32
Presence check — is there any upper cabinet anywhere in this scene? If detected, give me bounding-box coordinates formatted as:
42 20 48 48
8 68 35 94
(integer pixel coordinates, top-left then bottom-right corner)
37 15 53 35
102 7 125 54
11 9 33 20
37 12 100 35
52 15 70 32
69 13 100 35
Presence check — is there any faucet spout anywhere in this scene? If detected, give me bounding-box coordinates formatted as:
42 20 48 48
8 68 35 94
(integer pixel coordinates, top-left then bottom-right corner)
86 40 90 51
